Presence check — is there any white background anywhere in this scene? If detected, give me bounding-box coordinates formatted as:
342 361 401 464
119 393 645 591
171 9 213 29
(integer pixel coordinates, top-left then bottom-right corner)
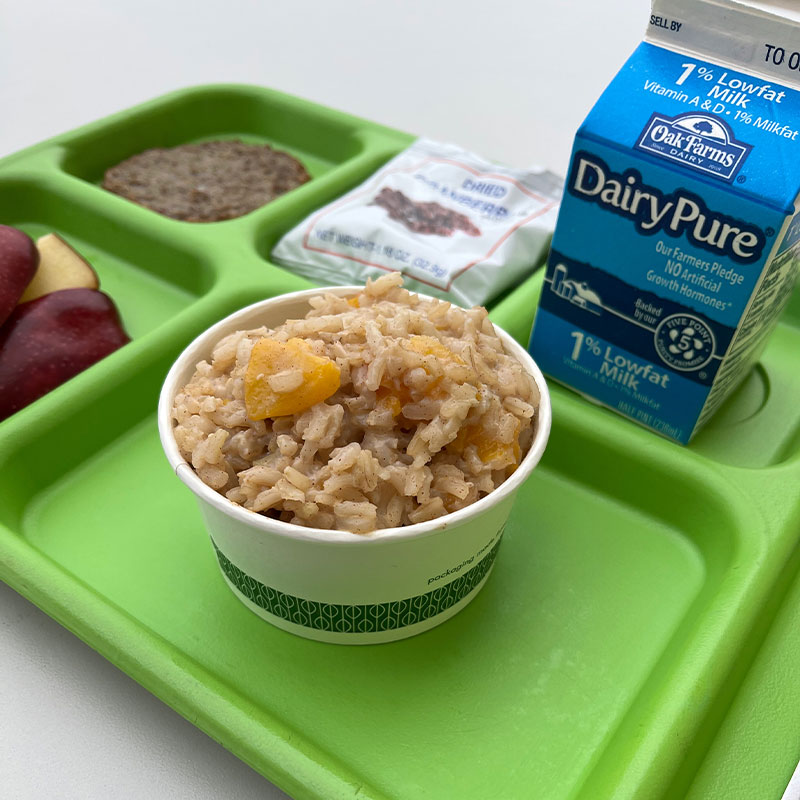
0 2 645 798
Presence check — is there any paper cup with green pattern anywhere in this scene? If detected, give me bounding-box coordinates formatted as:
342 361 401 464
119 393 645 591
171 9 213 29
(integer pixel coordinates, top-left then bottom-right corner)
158 287 551 644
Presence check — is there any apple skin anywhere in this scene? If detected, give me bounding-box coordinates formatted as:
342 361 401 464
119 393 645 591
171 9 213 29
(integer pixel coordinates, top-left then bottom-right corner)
0 288 130 422
0 225 39 327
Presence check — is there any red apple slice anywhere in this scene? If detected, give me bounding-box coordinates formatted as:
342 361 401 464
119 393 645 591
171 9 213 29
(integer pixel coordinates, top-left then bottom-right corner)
0 288 130 422
19 233 100 303
0 225 39 327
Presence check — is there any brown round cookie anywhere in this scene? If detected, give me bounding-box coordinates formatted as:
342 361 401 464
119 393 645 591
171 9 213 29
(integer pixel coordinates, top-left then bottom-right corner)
102 140 311 222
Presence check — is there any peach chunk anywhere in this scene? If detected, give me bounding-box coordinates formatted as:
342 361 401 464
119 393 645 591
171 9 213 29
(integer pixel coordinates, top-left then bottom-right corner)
476 436 521 466
375 386 403 417
451 421 521 467
405 335 461 364
245 337 340 419
402 335 465 396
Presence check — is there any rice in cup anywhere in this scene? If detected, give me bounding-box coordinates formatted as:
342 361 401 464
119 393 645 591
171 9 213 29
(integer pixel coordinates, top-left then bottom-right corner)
171 273 538 532
160 275 551 642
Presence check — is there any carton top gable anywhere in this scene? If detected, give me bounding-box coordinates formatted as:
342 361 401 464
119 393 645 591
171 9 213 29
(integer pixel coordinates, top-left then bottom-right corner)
578 0 800 213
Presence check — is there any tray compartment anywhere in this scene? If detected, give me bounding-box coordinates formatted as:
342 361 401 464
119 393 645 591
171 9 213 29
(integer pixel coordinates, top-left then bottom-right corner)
682 284 800 466
3 402 760 800
691 321 800 466
0 360 173 531
57 85 371 198
0 175 213 333
682 533 800 800
3 86 800 800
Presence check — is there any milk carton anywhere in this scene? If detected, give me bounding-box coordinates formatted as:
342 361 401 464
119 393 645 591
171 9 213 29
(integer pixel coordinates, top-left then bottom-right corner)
529 0 800 443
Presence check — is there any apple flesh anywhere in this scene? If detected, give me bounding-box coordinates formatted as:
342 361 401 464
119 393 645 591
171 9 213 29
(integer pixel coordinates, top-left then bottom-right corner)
20 233 99 303
0 288 130 422
0 225 39 327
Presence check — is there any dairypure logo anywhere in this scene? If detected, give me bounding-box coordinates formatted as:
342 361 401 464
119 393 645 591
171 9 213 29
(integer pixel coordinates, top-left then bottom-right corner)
567 152 766 264
635 112 752 182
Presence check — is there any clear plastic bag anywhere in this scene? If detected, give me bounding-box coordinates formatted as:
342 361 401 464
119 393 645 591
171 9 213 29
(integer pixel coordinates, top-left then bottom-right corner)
272 138 562 307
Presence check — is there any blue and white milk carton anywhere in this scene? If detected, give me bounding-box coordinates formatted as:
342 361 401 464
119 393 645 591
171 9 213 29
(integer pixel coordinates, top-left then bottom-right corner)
530 0 800 443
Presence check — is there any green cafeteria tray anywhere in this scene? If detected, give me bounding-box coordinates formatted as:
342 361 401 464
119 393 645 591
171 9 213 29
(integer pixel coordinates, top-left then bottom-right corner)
1 85 799 800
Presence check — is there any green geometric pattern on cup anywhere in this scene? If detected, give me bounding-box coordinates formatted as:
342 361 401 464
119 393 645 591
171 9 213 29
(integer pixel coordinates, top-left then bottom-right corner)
211 537 503 633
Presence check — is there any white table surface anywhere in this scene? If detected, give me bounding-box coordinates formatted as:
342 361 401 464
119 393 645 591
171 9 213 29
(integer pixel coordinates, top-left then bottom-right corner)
0 2 647 798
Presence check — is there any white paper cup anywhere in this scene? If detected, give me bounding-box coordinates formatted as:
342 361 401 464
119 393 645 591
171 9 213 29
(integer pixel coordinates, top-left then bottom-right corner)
158 286 551 644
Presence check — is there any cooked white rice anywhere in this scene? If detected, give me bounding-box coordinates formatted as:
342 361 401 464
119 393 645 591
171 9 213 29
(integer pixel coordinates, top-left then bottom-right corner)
171 273 538 533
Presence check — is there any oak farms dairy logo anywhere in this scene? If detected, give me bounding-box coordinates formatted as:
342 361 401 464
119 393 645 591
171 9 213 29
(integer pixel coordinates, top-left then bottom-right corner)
635 112 752 182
